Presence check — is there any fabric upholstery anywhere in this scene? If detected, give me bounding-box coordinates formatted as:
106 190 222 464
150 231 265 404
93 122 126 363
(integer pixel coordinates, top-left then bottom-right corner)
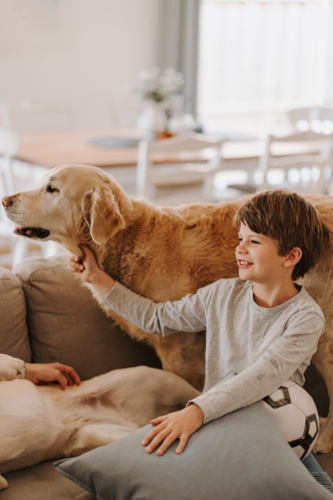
13 254 161 381
0 266 31 362
2 460 96 500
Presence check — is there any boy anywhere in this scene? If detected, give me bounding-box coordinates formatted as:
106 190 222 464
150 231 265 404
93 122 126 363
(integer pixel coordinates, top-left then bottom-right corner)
68 190 329 458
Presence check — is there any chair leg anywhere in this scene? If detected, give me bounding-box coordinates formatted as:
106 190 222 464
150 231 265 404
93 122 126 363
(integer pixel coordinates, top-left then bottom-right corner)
43 241 64 258
12 239 30 268
202 174 215 202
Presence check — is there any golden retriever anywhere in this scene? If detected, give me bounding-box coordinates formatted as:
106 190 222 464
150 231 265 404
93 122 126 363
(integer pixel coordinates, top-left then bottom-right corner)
0 356 198 491
2 164 333 454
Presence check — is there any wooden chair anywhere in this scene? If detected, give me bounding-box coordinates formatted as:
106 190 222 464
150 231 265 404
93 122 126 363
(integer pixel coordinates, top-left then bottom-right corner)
258 130 333 195
288 106 333 134
0 128 61 267
0 128 20 265
136 133 224 205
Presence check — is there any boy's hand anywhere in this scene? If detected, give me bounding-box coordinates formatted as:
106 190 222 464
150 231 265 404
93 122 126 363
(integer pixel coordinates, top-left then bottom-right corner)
68 245 115 299
142 404 204 456
25 362 81 390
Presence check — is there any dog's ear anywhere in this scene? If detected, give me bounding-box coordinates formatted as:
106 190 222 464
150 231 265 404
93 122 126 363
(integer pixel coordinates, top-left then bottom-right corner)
85 186 126 245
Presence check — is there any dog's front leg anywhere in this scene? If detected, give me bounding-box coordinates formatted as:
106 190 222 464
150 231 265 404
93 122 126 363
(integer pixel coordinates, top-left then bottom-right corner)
64 424 135 457
0 354 25 381
0 475 8 491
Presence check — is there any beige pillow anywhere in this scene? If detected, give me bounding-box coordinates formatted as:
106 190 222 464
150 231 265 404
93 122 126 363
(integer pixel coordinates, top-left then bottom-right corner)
0 266 31 362
14 255 160 380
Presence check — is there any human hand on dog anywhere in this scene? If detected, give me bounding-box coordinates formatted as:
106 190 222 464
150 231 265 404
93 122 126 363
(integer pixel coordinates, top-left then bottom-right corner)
68 245 115 299
25 362 81 390
142 403 204 456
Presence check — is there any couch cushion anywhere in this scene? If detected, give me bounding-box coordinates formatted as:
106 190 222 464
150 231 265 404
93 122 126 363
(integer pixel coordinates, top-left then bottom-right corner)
14 255 161 381
55 400 333 500
2 460 96 500
0 266 31 362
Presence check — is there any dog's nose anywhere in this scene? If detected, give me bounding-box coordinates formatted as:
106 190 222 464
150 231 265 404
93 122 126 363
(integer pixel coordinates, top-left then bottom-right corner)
1 197 12 208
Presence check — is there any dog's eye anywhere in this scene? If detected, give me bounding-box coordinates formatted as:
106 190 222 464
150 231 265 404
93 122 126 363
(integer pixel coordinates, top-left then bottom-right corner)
46 185 59 193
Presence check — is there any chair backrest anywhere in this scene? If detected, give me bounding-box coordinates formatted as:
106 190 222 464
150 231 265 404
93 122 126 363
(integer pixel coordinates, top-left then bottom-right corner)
0 128 21 203
288 106 333 133
137 133 224 197
1 101 72 133
258 130 333 194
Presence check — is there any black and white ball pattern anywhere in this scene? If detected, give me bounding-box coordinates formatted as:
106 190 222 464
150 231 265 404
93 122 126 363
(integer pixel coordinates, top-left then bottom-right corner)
262 379 319 460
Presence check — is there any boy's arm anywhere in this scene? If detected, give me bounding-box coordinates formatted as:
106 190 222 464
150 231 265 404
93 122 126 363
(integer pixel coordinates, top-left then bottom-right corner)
68 246 207 337
190 312 325 425
102 281 208 336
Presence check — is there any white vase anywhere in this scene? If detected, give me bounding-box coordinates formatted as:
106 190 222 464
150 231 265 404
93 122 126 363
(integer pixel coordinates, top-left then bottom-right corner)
136 103 166 139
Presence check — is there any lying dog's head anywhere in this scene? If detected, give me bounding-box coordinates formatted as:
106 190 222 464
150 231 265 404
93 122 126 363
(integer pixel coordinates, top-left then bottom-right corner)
1 164 131 256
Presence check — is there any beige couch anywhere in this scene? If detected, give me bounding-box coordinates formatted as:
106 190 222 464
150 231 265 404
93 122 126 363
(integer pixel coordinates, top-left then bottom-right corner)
0 255 161 500
0 254 333 499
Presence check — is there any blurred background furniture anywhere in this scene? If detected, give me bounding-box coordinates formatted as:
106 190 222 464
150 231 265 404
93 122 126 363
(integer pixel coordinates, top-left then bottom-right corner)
258 130 333 194
288 106 333 134
0 128 20 266
0 103 65 267
136 133 224 205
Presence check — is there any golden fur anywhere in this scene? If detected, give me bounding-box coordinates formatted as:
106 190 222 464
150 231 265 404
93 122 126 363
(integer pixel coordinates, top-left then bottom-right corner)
3 164 333 453
0 359 198 490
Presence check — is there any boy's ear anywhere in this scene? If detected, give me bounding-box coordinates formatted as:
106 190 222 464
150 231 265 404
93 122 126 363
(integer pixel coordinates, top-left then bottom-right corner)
83 186 126 245
284 247 302 268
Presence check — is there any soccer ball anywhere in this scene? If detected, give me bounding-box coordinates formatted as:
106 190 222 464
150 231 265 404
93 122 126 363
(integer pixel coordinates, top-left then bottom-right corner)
261 379 319 460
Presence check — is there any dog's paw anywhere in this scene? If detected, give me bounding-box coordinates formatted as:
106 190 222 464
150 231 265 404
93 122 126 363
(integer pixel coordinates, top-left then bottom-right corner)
0 475 8 491
0 354 25 381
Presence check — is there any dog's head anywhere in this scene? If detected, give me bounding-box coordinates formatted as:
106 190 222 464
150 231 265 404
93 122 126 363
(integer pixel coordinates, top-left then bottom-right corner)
1 164 130 256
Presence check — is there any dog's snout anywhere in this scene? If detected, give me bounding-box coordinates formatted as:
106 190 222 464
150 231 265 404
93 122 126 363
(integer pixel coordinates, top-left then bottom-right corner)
1 196 13 208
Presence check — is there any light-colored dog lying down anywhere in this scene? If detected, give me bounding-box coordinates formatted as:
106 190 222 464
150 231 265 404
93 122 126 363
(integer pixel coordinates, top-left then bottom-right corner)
0 354 199 491
2 163 333 455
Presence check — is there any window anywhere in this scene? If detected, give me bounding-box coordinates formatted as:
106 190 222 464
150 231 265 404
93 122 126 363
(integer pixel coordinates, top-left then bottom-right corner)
197 0 332 132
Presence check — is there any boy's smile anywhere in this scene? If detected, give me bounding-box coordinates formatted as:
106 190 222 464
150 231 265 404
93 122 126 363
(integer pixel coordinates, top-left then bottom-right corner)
238 259 254 268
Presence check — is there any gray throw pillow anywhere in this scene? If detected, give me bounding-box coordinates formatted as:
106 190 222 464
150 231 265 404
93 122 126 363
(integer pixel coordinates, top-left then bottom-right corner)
54 400 332 500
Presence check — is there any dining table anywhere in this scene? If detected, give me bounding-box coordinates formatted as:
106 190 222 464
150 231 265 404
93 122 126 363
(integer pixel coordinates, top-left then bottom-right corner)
15 127 325 173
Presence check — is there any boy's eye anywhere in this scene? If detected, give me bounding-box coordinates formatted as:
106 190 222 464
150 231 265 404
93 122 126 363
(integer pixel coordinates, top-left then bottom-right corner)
251 240 260 244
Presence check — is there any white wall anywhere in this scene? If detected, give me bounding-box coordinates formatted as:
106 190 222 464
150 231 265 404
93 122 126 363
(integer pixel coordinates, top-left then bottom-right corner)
0 0 163 131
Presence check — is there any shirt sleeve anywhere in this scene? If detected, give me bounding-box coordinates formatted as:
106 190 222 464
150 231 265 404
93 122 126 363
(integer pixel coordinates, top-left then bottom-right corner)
189 310 325 424
102 281 211 336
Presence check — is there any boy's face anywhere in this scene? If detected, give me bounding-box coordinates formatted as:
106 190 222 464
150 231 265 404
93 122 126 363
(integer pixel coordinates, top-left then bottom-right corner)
235 223 291 284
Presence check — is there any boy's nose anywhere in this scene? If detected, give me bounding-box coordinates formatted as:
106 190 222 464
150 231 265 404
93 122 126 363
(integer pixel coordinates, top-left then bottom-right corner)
237 243 247 254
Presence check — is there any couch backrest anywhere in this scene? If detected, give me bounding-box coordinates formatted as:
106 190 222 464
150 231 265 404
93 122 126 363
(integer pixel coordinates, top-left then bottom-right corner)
11 254 161 380
0 265 31 362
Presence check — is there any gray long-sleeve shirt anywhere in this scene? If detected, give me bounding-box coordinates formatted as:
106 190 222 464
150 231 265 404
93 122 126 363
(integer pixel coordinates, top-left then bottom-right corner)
102 278 325 425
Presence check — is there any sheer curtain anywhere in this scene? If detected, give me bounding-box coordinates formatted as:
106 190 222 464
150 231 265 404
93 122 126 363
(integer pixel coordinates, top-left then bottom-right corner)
197 0 332 133
159 0 200 116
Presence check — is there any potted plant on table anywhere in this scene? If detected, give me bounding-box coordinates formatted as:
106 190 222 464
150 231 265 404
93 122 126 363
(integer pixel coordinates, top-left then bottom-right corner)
133 67 184 139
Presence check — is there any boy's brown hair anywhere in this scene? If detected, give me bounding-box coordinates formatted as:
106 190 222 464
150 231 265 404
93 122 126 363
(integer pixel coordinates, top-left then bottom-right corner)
234 190 331 281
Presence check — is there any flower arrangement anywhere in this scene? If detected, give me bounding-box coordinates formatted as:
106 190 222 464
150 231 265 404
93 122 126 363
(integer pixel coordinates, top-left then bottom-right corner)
133 67 184 104
134 67 185 138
